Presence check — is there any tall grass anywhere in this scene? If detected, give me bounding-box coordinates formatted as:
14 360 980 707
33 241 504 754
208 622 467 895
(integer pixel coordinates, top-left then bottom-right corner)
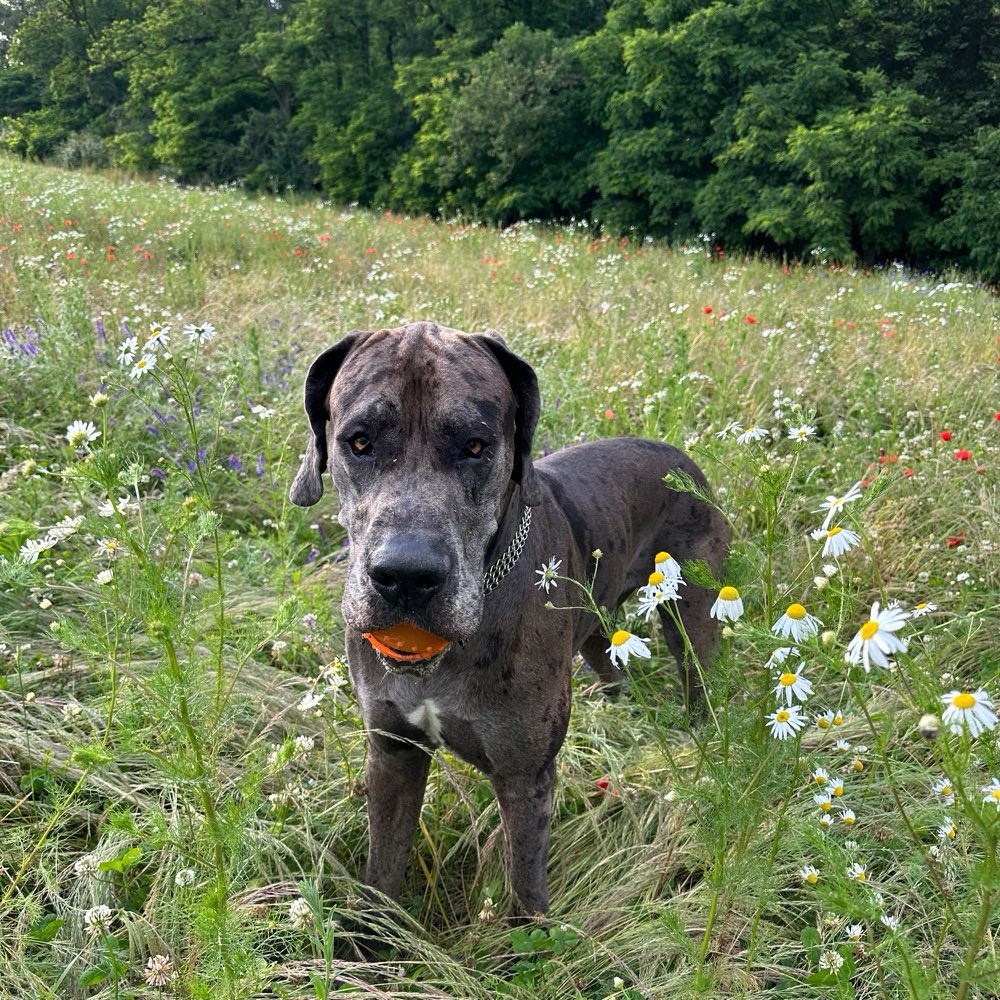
1 157 997 998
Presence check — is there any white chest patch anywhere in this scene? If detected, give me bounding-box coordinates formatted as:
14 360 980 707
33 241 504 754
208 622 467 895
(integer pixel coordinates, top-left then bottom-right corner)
405 699 443 745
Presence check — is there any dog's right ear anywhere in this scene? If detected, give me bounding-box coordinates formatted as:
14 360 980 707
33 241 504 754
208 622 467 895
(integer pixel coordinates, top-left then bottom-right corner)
289 333 361 506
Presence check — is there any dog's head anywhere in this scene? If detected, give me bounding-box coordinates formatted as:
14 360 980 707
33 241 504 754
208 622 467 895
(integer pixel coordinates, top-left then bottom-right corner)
290 322 540 660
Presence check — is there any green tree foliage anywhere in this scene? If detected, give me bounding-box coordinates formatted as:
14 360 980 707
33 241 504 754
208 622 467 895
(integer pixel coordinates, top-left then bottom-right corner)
0 0 997 279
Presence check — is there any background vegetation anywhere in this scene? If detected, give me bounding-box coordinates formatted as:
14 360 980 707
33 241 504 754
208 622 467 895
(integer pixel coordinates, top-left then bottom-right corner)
1 157 998 997
1 0 999 280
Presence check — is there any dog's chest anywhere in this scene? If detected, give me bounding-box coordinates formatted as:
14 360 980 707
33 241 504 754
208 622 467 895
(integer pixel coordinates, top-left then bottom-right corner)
405 698 445 745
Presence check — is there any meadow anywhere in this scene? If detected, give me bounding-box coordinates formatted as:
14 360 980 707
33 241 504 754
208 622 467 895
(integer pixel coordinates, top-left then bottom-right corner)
0 156 997 999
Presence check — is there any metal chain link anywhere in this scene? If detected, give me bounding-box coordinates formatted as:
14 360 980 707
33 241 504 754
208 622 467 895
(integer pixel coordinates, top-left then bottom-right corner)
483 505 532 594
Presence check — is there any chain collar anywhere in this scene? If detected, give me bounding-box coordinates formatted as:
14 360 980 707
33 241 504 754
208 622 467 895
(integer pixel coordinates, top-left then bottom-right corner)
483 505 532 595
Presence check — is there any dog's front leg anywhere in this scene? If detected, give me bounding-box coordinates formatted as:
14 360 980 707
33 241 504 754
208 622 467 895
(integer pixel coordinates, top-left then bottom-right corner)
491 760 556 919
363 735 432 899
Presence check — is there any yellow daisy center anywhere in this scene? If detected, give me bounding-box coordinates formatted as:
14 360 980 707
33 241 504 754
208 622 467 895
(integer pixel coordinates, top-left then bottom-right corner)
611 630 631 647
860 620 879 640
946 827 956 838
779 672 798 687
951 692 976 710
843 815 855 825
855 870 865 880
719 586 740 601
787 603 807 620
820 800 832 811
828 526 842 537
990 790 1000 801
817 718 830 729
940 785 952 796
832 786 843 797
655 551 669 563
775 710 790 723
814 774 827 784
648 571 665 586
916 602 927 610
805 872 818 884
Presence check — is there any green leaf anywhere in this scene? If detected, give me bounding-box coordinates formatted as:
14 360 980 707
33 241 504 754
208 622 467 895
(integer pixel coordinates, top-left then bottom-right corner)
27 915 64 942
98 847 142 873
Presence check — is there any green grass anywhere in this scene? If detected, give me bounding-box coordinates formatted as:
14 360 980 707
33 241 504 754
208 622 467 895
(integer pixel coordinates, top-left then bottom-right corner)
1 156 998 999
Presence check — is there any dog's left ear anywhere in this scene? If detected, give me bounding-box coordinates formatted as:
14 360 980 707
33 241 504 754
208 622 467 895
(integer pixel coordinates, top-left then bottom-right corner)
471 332 542 506
289 333 361 506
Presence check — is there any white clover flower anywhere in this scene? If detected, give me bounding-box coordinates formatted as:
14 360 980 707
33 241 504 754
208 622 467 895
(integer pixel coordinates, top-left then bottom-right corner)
175 868 196 887
710 586 743 622
62 701 83 722
819 950 844 971
766 704 807 740
84 904 114 934
811 524 861 558
65 419 100 449
607 629 651 667
845 601 908 671
941 689 996 738
144 954 174 986
73 853 100 878
289 897 313 931
816 481 863 530
772 602 822 642
534 556 561 593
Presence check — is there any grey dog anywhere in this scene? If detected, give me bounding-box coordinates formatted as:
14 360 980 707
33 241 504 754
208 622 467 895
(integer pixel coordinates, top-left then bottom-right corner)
290 321 729 919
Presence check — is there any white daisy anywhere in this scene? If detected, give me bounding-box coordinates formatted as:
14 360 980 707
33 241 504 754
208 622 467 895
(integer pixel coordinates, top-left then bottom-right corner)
145 322 170 350
19 536 56 564
607 629 651 667
710 586 744 622
941 689 996 738
636 582 681 621
130 353 157 379
932 777 955 806
714 421 743 439
800 864 820 885
774 666 813 705
765 646 800 670
184 321 217 344
847 862 867 882
65 419 100 448
909 601 937 618
772 602 822 642
736 425 769 445
845 924 865 942
766 704 807 740
117 336 138 365
938 817 957 842
845 601 908 671
982 779 1000 809
534 556 561 593
816 481 863 530
788 425 816 442
811 524 861 558
654 551 683 584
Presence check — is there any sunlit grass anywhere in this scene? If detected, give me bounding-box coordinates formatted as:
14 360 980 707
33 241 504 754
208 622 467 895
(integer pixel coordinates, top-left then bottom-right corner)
1 156 997 998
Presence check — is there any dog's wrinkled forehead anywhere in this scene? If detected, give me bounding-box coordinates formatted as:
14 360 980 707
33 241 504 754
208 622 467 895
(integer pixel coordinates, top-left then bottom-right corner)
331 326 516 431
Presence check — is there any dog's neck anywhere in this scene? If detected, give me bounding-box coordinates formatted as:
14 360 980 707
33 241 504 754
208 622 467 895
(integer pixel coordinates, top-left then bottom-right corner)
482 481 530 594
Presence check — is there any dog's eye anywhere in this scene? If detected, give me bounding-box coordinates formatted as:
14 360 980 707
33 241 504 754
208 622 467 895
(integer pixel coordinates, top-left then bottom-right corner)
463 438 486 458
349 433 372 456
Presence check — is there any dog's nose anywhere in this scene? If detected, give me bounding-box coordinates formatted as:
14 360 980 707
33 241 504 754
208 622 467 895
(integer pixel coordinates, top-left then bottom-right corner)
367 537 450 609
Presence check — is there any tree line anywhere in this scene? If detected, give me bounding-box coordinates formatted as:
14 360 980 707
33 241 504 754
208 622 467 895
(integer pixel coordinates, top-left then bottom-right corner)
1 0 998 279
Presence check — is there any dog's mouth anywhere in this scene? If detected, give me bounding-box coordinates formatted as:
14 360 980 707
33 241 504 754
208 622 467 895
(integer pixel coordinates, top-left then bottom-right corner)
362 622 453 675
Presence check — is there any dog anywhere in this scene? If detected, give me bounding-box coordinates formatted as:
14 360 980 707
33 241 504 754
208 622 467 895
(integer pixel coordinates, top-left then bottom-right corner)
289 321 729 919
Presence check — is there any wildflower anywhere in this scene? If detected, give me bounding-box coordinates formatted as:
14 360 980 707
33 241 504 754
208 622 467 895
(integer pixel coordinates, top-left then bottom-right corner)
117 336 138 364
774 666 813 705
879 914 900 933
939 430 952 442
534 556 561 593
714 420 742 439
788 425 816 442
654 551 683 583
982 778 1000 809
62 701 83 722
919 713 941 739
144 954 174 987
95 569 114 585
175 868 196 887
814 792 833 812
819 950 844 972
298 689 324 713
847 862 867 882
833 738 851 753
637 583 680 620
800 865 820 885
48 515 83 540
815 709 837 730
65 419 100 449
98 496 132 517
145 322 170 350
478 896 498 923
765 646 800 671
766 704 807 740
811 524 861 559
772 602 822 642
909 601 937 618
289 897 313 931
829 778 845 798
953 449 972 461
941 689 997 737
710 585 744 622
607 629 651 667
19 537 56 564
845 924 864 942
938 817 958 842
95 538 121 559
613 976 625 990
130 353 156 379
184 321 217 344
845 601 908 671
841 808 857 826
816 481 863 530
818 812 833 829
90 390 109 407
812 767 830 786
736 425 769 445
73 853 100 878
84 904 114 934
250 403 275 420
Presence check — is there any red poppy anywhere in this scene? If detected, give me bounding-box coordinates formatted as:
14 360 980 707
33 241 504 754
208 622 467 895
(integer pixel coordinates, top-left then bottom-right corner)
946 533 966 548
746 315 757 324
939 430 952 442
704 306 713 314
954 449 972 461
902 468 915 477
